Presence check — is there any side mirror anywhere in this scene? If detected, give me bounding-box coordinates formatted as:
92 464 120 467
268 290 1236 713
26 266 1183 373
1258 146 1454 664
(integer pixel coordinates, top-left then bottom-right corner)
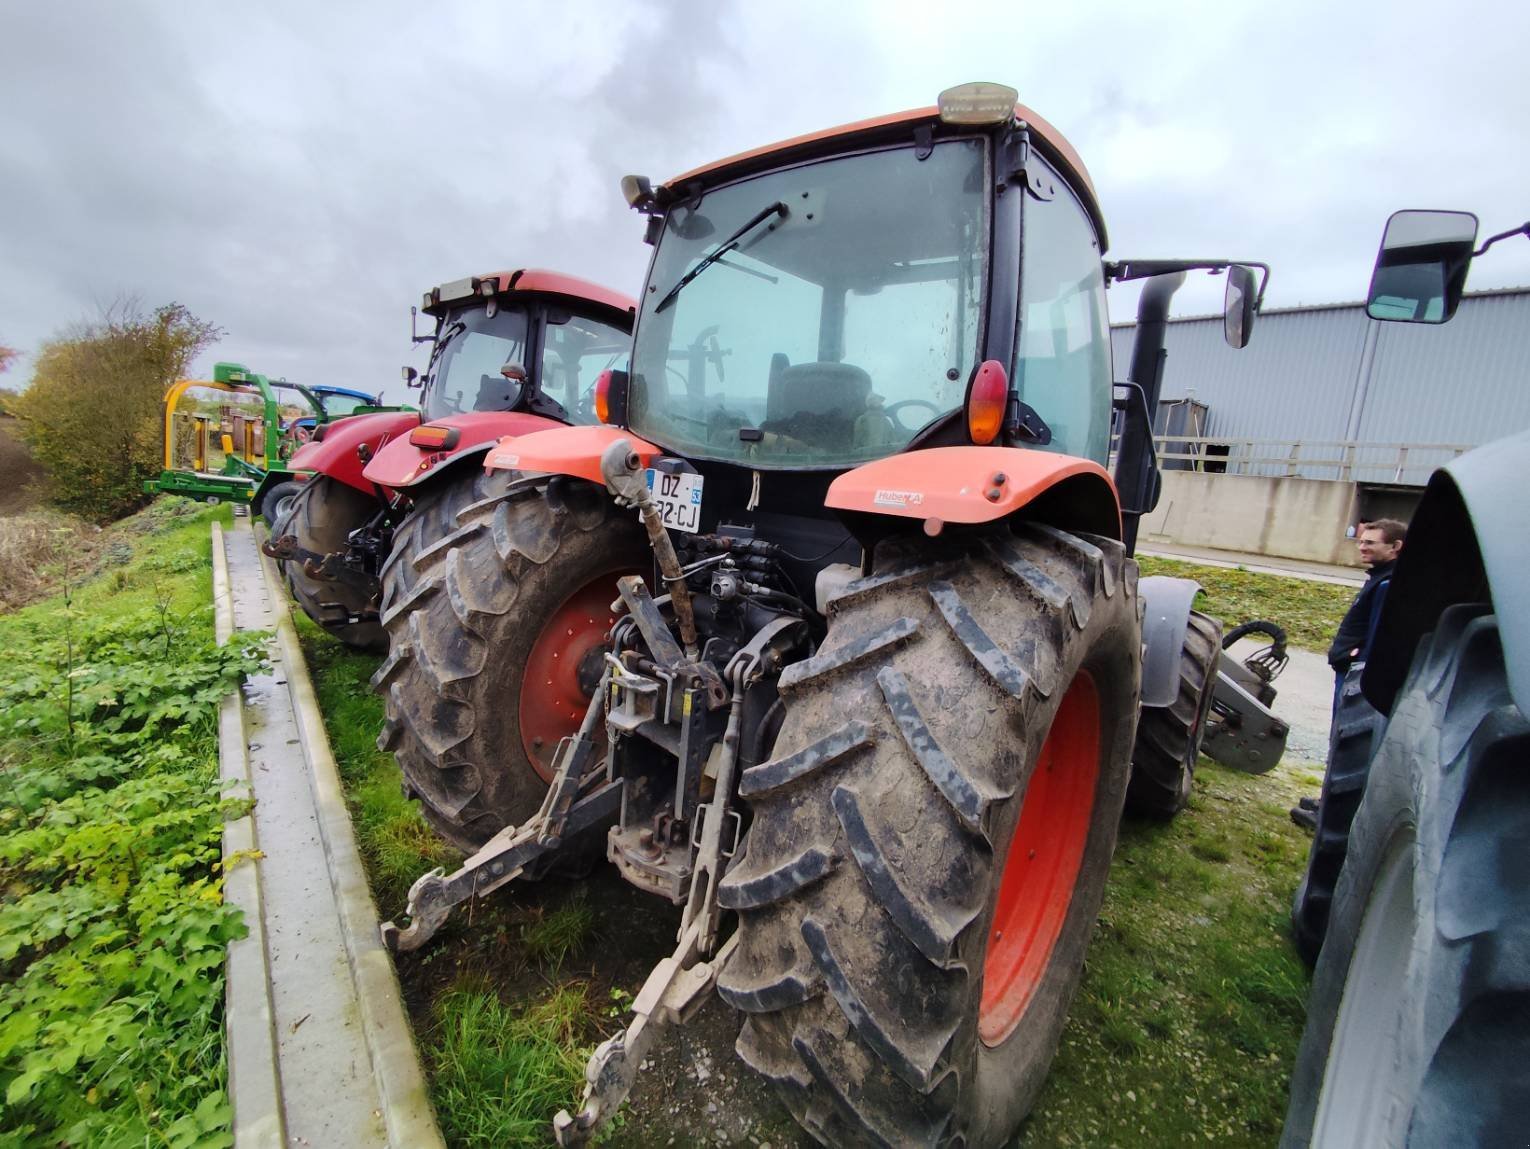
1223 264 1258 349
1366 209 1478 323
500 362 528 383
401 366 420 388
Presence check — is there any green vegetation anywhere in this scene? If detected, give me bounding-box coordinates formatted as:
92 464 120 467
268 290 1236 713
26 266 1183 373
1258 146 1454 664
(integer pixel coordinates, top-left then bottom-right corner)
1021 758 1324 1147
9 303 220 521
0 498 261 1149
1139 555 1356 652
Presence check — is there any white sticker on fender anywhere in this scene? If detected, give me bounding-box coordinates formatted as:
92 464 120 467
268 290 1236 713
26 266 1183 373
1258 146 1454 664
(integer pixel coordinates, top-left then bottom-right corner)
873 489 925 509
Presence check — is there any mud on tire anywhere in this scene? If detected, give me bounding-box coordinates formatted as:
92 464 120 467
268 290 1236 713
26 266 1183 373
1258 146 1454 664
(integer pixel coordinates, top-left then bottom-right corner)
279 476 387 653
371 468 646 853
716 524 1142 1148
1281 606 1530 1147
1125 608 1221 818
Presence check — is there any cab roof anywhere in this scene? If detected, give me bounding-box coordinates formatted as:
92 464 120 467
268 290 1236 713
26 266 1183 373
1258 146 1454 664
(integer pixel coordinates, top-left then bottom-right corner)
662 102 1105 248
425 269 637 321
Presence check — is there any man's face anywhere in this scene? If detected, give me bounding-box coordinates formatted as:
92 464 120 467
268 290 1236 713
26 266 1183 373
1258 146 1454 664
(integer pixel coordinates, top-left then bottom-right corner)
1357 527 1402 568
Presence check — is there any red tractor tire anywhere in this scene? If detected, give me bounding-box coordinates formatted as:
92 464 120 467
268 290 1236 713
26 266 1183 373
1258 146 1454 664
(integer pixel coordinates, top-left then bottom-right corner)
371 469 647 853
716 525 1141 1147
279 476 387 653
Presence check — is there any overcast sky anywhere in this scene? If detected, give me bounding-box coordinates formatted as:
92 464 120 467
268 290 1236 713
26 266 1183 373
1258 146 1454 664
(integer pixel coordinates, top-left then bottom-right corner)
3 0 1527 401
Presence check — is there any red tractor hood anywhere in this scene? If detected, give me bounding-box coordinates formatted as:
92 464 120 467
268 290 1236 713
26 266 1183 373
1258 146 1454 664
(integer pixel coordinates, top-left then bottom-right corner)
286 410 422 496
362 411 566 489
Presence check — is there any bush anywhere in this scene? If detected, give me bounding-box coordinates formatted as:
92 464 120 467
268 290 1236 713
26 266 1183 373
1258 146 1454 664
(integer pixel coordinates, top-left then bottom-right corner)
10 304 220 522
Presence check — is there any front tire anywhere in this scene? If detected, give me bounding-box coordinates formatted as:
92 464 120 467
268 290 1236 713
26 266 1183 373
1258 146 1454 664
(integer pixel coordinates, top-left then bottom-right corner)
1281 606 1530 1148
1125 608 1221 818
371 469 647 853
717 524 1142 1147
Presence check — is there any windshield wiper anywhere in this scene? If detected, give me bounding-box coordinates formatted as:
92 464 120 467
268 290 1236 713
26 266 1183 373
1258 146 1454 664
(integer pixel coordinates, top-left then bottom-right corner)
653 201 788 313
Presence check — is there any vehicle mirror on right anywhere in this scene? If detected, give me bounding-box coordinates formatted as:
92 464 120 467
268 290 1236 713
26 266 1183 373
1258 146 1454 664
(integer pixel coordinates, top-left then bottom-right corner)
1366 209 1478 323
1223 263 1258 349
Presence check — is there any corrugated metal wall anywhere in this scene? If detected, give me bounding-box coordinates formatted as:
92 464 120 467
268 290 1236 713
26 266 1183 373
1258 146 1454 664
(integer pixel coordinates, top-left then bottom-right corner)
1109 288 1530 483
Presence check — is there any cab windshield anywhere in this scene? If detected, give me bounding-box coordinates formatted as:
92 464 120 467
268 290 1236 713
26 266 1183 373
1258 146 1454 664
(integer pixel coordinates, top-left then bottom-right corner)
425 304 530 420
629 140 987 467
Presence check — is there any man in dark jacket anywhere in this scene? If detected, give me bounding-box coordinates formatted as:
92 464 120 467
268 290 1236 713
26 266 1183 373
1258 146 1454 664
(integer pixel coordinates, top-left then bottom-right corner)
1292 519 1407 830
1326 519 1407 691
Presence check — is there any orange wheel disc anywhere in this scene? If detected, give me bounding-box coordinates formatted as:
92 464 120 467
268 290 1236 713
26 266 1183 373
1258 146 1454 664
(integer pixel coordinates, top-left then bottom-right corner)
517 572 636 782
979 670 1102 1046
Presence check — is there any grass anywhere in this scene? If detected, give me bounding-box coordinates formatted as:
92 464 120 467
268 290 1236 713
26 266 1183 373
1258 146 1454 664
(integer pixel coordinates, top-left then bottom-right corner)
1138 555 1357 652
0 496 256 1148
296 565 1328 1148
1020 758 1323 1147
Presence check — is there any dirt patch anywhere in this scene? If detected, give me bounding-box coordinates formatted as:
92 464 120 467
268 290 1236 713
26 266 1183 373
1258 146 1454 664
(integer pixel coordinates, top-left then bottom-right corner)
0 416 48 515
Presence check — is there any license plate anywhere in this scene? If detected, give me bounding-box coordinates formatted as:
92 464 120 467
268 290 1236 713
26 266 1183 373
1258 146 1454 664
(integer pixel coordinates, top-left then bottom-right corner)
646 469 703 533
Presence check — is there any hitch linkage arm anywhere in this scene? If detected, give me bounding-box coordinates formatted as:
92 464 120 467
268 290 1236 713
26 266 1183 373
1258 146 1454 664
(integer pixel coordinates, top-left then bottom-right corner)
380 678 620 953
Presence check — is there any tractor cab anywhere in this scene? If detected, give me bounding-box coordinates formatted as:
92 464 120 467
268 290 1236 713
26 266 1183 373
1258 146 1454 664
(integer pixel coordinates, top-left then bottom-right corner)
583 83 1266 555
411 270 633 427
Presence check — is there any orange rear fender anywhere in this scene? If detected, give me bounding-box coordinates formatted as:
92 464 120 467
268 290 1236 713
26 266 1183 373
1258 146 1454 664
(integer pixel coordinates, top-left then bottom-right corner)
483 425 662 486
825 447 1121 540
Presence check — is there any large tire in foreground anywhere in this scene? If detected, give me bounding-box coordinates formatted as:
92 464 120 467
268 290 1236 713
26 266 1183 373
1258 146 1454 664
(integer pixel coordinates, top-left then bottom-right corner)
1290 662 1387 964
371 468 647 853
1125 608 1221 818
1281 605 1530 1148
279 476 387 653
717 524 1141 1147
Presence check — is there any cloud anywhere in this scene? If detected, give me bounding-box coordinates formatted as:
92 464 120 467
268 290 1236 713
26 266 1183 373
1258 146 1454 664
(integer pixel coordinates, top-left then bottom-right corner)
1 0 1526 398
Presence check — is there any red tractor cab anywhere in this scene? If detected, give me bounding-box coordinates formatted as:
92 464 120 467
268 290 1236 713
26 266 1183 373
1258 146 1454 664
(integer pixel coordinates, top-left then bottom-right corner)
265 269 635 650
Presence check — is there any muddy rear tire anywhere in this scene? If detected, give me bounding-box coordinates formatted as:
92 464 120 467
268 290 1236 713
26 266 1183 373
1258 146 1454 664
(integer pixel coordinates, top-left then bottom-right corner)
1125 608 1221 818
717 525 1141 1148
1280 606 1530 1147
279 476 387 653
371 469 647 853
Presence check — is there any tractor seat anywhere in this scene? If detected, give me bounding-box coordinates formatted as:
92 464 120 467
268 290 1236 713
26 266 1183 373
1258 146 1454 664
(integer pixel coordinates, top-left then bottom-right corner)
473 374 517 412
762 362 873 449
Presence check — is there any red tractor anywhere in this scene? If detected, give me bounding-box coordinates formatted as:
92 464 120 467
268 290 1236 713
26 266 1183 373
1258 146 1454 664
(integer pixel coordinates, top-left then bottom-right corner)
264 270 635 655
381 83 1268 1146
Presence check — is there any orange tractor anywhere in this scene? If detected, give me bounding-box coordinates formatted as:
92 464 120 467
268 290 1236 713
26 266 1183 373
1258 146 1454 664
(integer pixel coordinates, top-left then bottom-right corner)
382 83 1269 1145
263 270 634 656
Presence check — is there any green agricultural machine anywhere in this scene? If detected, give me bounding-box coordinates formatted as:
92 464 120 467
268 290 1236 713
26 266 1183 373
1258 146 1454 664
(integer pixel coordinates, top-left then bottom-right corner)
148 360 395 523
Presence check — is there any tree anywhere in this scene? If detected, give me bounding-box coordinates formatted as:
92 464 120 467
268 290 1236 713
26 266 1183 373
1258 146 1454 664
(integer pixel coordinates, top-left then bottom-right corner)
11 303 221 521
0 345 16 375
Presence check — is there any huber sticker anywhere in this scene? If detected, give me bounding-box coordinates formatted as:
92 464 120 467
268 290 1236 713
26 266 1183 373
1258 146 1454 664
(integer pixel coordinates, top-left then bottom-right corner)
873 489 925 509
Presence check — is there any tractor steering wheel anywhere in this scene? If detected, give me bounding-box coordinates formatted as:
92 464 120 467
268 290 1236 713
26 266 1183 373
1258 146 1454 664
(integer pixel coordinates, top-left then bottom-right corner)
883 398 944 432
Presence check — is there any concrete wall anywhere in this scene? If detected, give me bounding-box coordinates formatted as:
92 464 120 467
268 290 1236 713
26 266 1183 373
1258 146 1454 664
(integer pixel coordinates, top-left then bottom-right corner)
1140 472 1360 566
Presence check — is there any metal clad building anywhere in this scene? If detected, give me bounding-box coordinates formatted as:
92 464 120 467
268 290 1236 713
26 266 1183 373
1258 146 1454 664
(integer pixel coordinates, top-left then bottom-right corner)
1109 286 1530 483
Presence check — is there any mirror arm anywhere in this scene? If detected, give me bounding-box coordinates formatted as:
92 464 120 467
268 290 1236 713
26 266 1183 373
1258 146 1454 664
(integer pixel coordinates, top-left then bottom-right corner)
1474 221 1530 258
410 305 437 345
1106 260 1271 307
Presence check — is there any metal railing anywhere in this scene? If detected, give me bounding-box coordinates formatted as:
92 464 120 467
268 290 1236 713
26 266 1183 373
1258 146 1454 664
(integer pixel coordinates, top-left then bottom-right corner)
1108 435 1474 486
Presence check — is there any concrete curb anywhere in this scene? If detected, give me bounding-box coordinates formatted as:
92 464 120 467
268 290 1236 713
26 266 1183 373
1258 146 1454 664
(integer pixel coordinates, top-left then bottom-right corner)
251 528 445 1149
214 522 287 1149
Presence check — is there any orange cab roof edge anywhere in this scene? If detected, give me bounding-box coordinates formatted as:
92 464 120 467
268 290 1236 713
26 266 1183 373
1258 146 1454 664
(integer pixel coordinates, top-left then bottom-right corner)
661 102 1105 248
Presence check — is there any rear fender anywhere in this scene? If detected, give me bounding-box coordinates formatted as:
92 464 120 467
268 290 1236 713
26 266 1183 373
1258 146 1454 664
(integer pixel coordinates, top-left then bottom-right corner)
287 411 421 495
483 425 662 485
1138 576 1201 708
825 446 1122 539
362 411 564 489
1363 429 1530 716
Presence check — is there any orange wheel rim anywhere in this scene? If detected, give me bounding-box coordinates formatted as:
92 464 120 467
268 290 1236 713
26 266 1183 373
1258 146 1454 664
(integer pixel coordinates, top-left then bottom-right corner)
517 572 636 782
979 670 1101 1047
